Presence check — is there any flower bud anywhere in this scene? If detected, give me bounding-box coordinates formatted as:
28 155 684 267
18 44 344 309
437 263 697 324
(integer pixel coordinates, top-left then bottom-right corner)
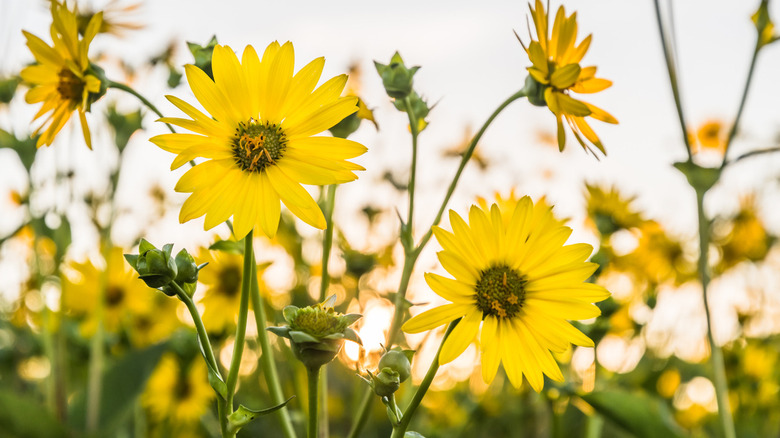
522 75 547 107
267 295 361 369
371 369 401 397
374 52 420 100
125 239 177 291
378 349 413 383
174 248 199 284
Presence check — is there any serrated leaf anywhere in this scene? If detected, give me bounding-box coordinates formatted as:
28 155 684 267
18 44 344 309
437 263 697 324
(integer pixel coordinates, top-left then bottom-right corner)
580 390 685 438
227 396 294 434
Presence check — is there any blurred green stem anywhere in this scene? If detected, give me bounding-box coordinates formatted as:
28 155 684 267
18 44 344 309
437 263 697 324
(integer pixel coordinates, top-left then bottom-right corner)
319 185 337 302
307 366 321 438
403 96 420 234
695 189 735 438
721 43 761 168
107 80 176 134
86 238 110 432
249 248 298 438
348 89 526 438
390 320 458 438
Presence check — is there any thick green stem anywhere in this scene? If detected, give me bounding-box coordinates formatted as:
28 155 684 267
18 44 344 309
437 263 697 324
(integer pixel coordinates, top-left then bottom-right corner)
695 190 736 438
249 251 297 438
390 320 458 438
307 366 321 438
721 43 761 168
319 185 337 301
226 232 254 414
652 0 694 161
86 239 110 432
171 281 230 438
107 80 176 133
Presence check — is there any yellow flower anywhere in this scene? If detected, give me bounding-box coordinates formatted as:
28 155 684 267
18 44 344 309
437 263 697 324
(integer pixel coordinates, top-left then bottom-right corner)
476 190 567 229
585 184 644 235
143 353 214 431
76 0 144 38
21 1 104 148
692 120 726 154
62 247 154 336
127 292 183 348
402 197 609 391
521 0 617 155
151 42 367 238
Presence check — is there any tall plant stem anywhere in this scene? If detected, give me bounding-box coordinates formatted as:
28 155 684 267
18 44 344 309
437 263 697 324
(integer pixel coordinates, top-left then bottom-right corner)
249 249 297 438
695 189 735 438
348 89 525 438
721 43 761 168
107 80 176 133
86 237 111 432
319 184 337 301
390 320 458 438
225 232 254 419
307 366 322 438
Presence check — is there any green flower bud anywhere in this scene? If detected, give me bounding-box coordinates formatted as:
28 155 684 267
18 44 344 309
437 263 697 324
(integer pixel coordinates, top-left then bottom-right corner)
374 52 420 100
371 369 401 397
378 349 413 383
522 74 547 107
125 239 177 291
174 248 199 284
267 295 361 369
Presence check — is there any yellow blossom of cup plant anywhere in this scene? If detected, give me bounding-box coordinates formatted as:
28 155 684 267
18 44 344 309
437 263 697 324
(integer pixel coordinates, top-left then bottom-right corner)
402 197 609 391
143 353 215 435
520 0 617 155
21 1 104 148
150 42 367 239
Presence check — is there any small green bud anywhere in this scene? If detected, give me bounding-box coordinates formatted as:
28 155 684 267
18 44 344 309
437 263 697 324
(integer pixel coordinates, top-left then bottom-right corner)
375 52 420 100
522 74 547 107
126 239 178 290
378 349 413 383
174 248 199 284
371 369 401 397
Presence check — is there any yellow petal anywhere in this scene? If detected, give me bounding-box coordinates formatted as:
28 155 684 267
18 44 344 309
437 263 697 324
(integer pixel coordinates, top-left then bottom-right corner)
23 31 63 66
480 316 501 383
424 272 475 304
79 110 92 149
263 41 295 124
550 63 581 90
438 250 479 284
584 102 618 124
439 309 482 364
402 303 472 334
266 165 326 229
257 172 281 238
284 96 358 140
524 298 601 320
279 56 325 117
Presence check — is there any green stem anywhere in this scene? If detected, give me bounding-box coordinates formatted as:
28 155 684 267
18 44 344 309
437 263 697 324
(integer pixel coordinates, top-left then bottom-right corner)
390 320 458 438
345 386 373 438
86 238 110 432
725 146 780 166
319 185 337 301
226 232 254 413
249 251 298 438
171 282 221 377
307 366 321 438
403 96 420 235
319 367 329 438
652 0 693 162
694 189 736 438
416 89 527 251
107 80 176 134
721 43 761 168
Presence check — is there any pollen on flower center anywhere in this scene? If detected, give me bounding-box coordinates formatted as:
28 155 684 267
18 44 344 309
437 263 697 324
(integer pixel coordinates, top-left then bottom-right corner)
474 264 527 319
57 68 84 102
231 118 287 172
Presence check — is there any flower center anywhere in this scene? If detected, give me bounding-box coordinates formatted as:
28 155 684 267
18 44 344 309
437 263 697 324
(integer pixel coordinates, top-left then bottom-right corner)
57 68 84 102
231 118 287 172
106 285 125 307
292 308 344 337
217 265 242 297
474 264 527 319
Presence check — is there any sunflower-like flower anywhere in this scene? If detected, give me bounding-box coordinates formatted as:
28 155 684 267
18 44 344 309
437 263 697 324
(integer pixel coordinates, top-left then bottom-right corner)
62 247 154 336
21 1 105 148
402 197 609 391
151 42 367 239
584 184 644 236
520 0 617 155
143 353 214 436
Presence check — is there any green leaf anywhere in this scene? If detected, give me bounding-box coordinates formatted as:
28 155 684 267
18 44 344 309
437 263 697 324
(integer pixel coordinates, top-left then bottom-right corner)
0 390 69 438
106 104 143 152
208 239 244 255
227 396 294 434
580 390 686 438
187 35 218 80
68 343 168 435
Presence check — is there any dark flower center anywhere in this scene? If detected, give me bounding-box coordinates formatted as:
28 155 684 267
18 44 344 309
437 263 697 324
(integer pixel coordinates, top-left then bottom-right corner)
231 119 287 172
106 285 125 307
217 265 242 297
474 264 527 319
57 68 84 102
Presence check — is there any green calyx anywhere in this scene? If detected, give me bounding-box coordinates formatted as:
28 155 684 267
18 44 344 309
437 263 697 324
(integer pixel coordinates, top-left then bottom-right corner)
522 74 547 107
267 295 362 368
125 239 204 297
375 52 420 100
